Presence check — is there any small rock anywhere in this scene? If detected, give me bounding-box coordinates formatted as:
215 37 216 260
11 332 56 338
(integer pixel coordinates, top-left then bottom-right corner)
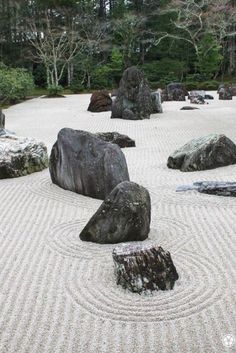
79 181 151 243
177 181 236 197
88 91 112 112
180 106 199 110
113 243 179 293
95 132 135 148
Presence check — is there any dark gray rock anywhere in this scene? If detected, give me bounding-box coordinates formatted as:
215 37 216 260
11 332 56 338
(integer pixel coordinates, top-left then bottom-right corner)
0 134 48 178
166 83 188 101
95 132 135 148
204 94 214 100
113 243 179 293
111 66 162 120
79 181 151 244
87 90 112 112
177 181 236 197
151 91 163 113
49 128 130 200
167 134 236 172
218 86 232 100
180 106 199 110
218 83 236 96
0 110 5 128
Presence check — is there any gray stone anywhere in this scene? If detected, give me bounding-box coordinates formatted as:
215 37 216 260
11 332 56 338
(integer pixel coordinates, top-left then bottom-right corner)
218 86 233 100
111 66 162 120
113 243 179 293
166 83 188 101
167 134 236 172
180 106 199 110
87 91 112 112
0 134 48 178
0 110 5 128
79 181 151 244
177 181 236 197
95 132 135 148
151 91 163 113
49 128 130 200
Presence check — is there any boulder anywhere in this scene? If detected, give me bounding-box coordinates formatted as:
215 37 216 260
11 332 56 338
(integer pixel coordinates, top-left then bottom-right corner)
218 83 236 96
151 91 163 113
49 128 130 200
87 90 112 112
204 94 214 100
167 134 236 172
0 110 5 128
111 66 162 120
189 90 205 98
0 134 48 178
219 86 233 100
180 106 199 110
229 84 236 96
113 243 179 293
166 83 188 101
190 96 206 104
95 132 135 148
177 181 236 197
79 181 151 244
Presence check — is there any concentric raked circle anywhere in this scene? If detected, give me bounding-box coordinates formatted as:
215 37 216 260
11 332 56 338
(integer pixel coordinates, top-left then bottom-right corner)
27 177 102 210
65 251 226 322
46 217 191 260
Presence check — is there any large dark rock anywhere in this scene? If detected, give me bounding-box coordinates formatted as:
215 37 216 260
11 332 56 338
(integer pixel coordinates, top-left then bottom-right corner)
218 86 233 100
0 110 5 128
177 181 236 197
49 128 130 200
218 83 236 96
0 134 48 178
79 181 151 244
167 134 236 172
113 243 179 293
111 66 162 120
166 83 188 101
95 132 135 148
88 90 112 112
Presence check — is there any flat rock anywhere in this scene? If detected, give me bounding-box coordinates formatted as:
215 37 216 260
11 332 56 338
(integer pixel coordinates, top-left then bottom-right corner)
87 90 112 112
167 134 236 172
49 128 130 200
95 132 135 148
113 243 179 293
180 106 199 110
0 134 48 178
79 181 151 243
177 181 236 197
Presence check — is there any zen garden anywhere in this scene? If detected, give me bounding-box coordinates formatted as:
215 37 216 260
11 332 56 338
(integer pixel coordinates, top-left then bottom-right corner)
0 1 235 353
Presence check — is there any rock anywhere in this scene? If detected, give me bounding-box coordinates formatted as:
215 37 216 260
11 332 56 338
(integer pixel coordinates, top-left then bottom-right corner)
113 243 179 293
151 91 163 113
0 134 48 178
190 96 206 104
218 83 236 96
177 181 236 197
180 106 199 110
229 84 236 96
0 110 5 128
111 89 118 97
166 83 188 101
218 86 233 100
111 66 162 120
204 94 214 100
95 132 135 148
79 181 151 244
189 90 205 98
87 90 112 112
49 128 130 200
160 88 169 102
167 134 236 172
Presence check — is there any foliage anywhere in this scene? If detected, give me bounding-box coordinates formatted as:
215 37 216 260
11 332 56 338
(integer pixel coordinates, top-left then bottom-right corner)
196 33 223 79
0 64 34 105
47 84 64 97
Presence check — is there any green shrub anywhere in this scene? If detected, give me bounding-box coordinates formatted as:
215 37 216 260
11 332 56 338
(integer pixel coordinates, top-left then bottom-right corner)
0 64 34 104
47 84 63 97
70 79 85 93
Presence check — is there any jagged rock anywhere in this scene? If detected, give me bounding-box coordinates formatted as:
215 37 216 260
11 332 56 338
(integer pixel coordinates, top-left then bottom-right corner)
49 128 130 200
95 132 135 148
0 134 48 178
166 83 188 101
218 86 232 100
151 91 163 113
87 90 112 112
113 243 179 293
167 134 236 172
177 181 236 197
180 106 199 110
79 181 151 244
111 66 162 120
0 110 5 128
218 83 236 96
